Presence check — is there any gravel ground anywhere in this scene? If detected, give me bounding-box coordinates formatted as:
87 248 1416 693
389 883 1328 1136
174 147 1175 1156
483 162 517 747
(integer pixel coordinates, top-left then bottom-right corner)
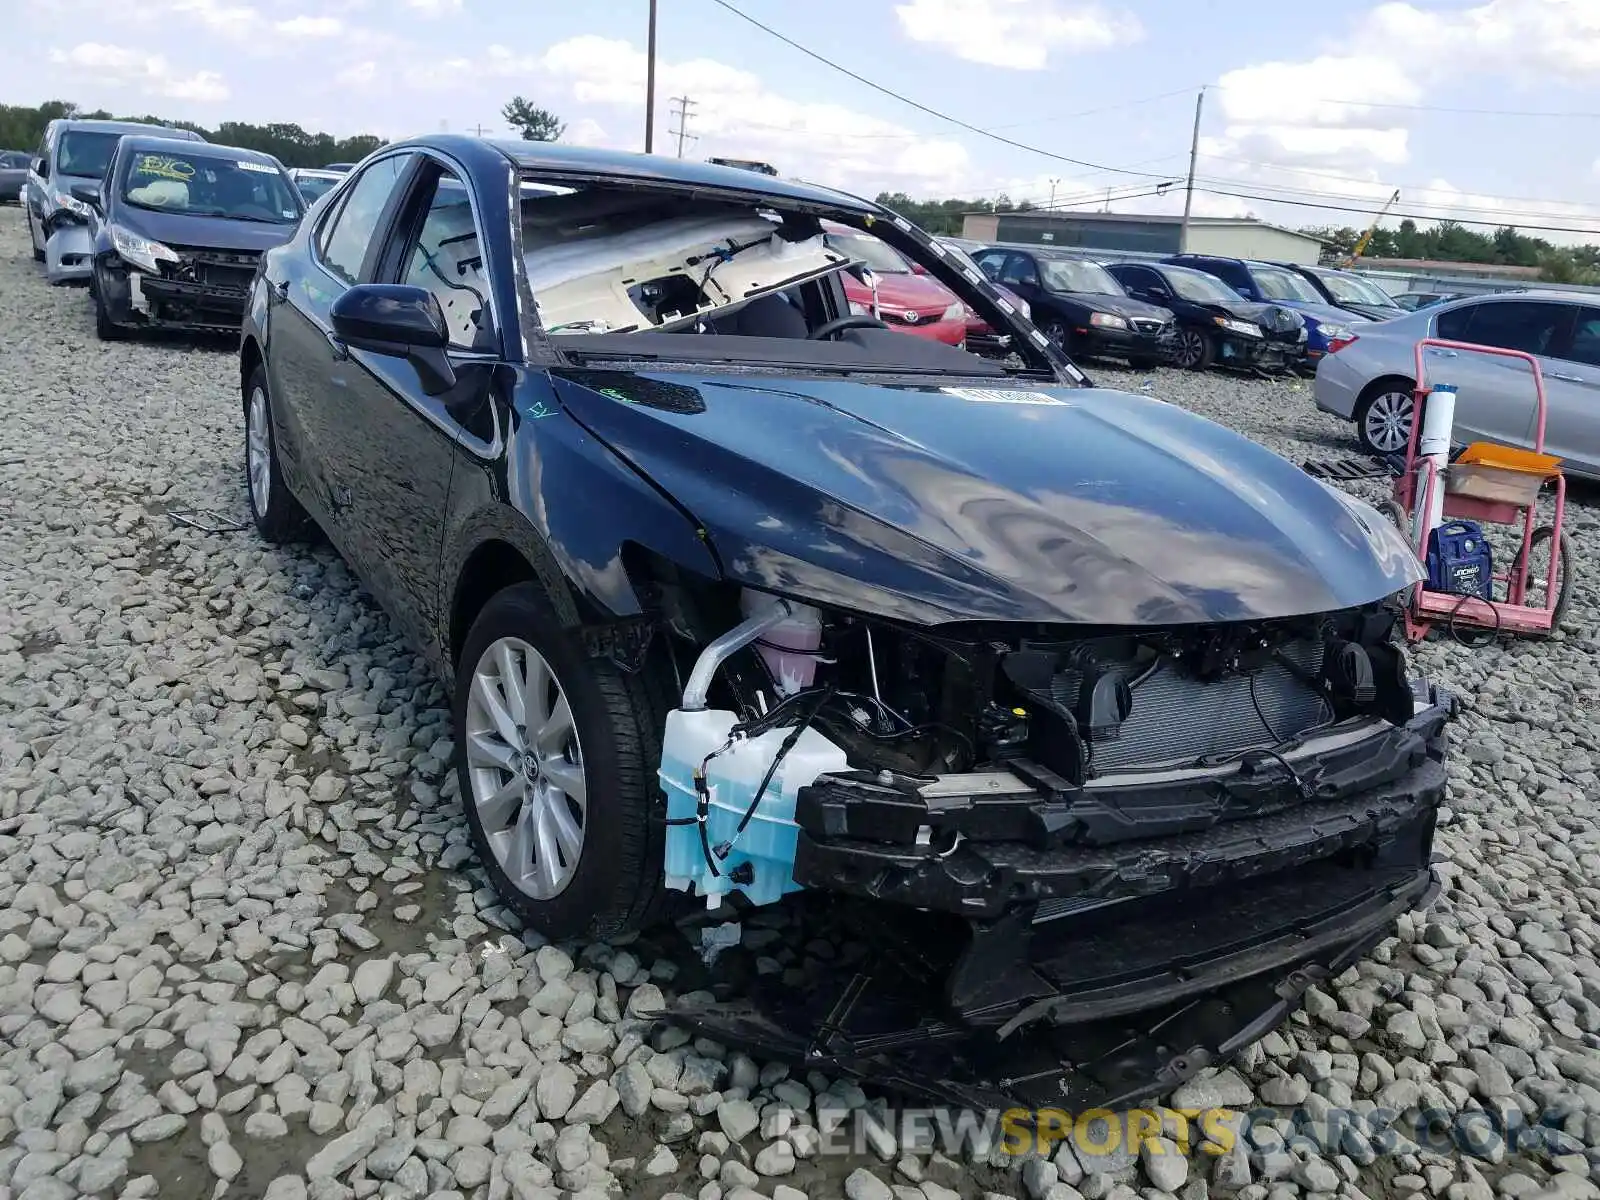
4 200 1600 1200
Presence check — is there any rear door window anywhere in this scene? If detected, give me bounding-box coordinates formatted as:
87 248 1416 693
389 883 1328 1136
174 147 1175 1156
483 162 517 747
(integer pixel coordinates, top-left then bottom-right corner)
1449 300 1573 357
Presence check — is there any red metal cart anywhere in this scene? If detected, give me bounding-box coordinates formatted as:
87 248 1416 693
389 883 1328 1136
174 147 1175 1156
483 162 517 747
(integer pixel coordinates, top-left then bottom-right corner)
1382 337 1572 641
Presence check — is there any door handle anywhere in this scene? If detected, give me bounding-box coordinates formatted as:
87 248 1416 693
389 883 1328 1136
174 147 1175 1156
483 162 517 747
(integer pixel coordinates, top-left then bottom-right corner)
325 330 349 361
1427 348 1458 357
1547 372 1584 383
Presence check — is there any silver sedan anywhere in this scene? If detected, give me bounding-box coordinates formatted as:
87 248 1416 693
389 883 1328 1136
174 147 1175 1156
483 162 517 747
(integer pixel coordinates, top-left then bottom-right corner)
1313 289 1600 480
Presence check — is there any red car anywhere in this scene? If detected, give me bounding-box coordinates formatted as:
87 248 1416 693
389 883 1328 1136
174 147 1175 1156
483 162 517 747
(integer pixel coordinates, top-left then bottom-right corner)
822 222 967 346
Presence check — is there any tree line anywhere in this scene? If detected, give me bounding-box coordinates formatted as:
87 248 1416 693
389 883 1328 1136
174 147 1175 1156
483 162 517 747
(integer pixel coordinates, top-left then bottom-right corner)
1302 220 1600 284
0 100 384 169
878 188 1600 285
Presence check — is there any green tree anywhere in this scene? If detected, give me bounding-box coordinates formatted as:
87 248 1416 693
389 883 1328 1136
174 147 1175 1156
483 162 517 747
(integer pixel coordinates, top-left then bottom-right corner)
502 97 564 142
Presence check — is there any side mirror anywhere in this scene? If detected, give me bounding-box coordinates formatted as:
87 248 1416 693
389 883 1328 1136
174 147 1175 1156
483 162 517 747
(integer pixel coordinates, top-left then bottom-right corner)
909 261 928 275
70 182 102 210
330 284 457 396
32 157 46 177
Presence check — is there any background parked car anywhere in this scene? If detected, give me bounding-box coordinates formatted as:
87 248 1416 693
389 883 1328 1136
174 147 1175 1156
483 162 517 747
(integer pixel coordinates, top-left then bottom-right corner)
1313 290 1600 478
1394 291 1464 312
933 237 1030 356
1276 262 1407 322
1166 253 1364 372
323 162 357 173
973 245 1176 368
1104 260 1308 372
27 118 206 283
822 222 967 346
85 136 304 339
288 167 345 206
0 151 29 204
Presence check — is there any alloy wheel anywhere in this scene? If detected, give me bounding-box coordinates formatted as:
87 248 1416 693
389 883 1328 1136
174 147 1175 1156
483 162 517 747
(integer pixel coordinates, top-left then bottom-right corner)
465 636 587 900
1363 390 1413 454
1176 330 1205 368
247 386 272 516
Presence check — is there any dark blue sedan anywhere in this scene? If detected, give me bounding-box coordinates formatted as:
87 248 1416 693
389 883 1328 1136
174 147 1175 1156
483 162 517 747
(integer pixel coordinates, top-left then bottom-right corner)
236 134 1449 1112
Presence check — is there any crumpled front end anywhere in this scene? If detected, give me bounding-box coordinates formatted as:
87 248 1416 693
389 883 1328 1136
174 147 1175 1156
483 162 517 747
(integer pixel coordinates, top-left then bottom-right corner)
45 221 95 284
98 245 263 334
652 589 1455 1109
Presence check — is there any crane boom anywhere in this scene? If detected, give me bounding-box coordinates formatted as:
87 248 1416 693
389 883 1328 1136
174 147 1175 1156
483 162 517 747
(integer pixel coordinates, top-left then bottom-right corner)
1341 190 1401 269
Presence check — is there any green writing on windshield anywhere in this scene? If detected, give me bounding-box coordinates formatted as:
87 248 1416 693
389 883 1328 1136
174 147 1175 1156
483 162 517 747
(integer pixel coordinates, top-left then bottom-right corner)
134 155 195 182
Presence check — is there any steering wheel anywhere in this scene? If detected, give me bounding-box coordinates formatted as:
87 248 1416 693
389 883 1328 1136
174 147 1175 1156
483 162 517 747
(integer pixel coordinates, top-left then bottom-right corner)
810 314 890 341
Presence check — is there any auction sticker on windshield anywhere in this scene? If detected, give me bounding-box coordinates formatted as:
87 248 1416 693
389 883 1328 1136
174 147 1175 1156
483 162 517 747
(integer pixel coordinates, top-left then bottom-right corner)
940 387 1073 406
237 161 277 174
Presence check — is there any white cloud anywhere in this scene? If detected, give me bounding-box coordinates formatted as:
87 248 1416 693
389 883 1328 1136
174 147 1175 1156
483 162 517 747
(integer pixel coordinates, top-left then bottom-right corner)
533 35 975 194
406 0 463 13
1363 0 1600 82
275 15 343 37
48 42 229 103
1216 56 1420 128
893 0 1142 69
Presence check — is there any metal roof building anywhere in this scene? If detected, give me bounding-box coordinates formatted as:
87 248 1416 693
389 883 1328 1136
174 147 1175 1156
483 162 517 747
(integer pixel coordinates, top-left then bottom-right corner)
960 210 1329 265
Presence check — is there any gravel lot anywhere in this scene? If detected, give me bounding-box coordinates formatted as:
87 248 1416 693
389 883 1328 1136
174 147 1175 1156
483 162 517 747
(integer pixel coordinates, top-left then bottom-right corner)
3 200 1600 1200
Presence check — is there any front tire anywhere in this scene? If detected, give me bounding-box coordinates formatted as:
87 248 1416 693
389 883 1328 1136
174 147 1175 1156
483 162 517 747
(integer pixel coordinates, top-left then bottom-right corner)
453 583 671 941
93 285 126 341
243 367 312 542
1174 326 1215 370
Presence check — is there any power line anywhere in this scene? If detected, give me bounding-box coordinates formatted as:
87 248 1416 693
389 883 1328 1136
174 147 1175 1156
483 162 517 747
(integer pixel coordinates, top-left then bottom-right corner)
1196 186 1600 236
705 0 1180 181
1194 153 1600 218
669 95 698 158
1185 173 1600 225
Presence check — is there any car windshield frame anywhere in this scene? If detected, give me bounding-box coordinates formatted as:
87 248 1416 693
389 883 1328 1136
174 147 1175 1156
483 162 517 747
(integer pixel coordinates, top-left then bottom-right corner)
56 130 126 180
1311 268 1396 307
1252 265 1322 304
1038 257 1123 296
119 149 303 224
513 171 1068 383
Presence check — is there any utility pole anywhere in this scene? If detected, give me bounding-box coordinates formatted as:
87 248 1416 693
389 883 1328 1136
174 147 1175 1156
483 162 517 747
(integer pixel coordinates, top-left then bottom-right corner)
644 0 658 153
669 95 698 158
1179 86 1205 253
470 123 489 137
1048 177 1060 210
1103 187 1112 213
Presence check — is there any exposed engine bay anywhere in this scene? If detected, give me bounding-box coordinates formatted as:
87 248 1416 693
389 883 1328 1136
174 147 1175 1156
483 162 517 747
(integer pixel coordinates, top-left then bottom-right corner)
645 584 1454 1109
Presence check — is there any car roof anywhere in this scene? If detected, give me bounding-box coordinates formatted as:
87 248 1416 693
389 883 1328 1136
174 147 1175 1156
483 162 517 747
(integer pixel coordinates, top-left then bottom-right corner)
291 167 344 178
386 134 877 214
118 136 281 166
53 119 204 139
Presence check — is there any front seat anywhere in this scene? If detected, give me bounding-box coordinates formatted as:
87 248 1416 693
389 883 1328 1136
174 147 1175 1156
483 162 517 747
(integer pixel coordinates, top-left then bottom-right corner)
709 293 809 338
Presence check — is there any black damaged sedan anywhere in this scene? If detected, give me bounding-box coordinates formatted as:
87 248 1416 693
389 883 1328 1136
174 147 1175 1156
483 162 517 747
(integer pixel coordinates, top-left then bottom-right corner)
974 245 1179 369
1106 260 1310 372
86 137 304 339
240 134 1454 1110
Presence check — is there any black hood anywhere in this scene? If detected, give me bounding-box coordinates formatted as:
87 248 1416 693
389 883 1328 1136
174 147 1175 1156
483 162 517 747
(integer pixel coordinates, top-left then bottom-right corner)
553 370 1420 628
111 203 299 252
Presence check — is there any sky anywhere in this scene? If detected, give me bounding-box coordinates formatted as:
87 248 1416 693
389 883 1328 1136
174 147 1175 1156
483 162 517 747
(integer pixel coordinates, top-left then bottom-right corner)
6 0 1600 244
